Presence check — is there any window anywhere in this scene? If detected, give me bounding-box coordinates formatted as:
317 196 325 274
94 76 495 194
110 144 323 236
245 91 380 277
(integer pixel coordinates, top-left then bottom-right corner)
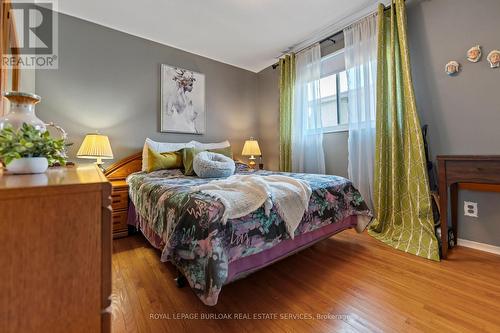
319 49 348 132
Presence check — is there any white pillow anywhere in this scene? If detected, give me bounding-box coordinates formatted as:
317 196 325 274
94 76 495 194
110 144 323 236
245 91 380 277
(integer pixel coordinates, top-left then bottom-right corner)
142 138 194 171
190 140 231 150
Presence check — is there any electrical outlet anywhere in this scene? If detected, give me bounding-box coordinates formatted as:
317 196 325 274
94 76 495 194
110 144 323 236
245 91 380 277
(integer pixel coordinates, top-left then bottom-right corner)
464 201 478 218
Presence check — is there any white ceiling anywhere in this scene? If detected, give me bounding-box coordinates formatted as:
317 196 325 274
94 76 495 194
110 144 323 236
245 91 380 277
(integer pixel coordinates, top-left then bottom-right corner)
58 0 379 73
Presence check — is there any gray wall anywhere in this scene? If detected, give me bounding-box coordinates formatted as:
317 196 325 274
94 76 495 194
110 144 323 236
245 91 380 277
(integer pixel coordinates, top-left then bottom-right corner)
35 13 259 163
257 0 500 247
323 132 348 178
407 0 500 246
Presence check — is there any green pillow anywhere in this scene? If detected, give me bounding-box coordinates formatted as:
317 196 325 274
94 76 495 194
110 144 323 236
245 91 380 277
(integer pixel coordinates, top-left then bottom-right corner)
182 146 233 176
147 147 183 173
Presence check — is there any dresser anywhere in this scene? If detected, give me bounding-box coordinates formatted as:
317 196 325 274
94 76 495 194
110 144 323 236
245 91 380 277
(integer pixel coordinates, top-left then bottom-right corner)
0 165 112 333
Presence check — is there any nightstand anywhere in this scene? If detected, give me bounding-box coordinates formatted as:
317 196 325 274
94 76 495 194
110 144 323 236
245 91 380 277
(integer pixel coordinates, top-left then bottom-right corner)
110 179 129 238
104 153 143 238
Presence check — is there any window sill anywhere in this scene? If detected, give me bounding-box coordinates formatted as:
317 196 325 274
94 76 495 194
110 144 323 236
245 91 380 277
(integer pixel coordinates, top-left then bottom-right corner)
323 125 348 134
306 125 348 135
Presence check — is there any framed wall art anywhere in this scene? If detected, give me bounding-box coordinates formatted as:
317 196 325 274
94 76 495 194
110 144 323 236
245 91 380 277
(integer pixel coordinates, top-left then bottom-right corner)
161 64 206 134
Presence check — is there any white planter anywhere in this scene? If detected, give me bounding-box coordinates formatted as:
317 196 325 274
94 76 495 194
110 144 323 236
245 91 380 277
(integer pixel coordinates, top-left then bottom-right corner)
7 157 49 174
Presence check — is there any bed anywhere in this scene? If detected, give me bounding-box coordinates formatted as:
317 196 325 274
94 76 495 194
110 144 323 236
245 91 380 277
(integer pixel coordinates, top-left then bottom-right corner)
107 153 372 306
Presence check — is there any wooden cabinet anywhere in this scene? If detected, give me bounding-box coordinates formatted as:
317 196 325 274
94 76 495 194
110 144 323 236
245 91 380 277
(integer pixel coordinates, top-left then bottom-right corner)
110 179 129 238
0 165 112 333
104 154 143 239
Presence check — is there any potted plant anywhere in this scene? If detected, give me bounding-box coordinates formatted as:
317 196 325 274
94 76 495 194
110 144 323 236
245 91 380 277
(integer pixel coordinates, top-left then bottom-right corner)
0 123 68 174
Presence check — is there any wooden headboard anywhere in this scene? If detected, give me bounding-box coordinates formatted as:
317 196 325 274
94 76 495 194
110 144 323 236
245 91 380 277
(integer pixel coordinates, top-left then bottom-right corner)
104 152 142 181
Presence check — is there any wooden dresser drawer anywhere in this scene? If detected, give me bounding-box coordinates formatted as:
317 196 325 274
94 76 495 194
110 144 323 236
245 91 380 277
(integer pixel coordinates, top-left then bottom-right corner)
109 180 129 238
111 189 128 210
112 210 128 228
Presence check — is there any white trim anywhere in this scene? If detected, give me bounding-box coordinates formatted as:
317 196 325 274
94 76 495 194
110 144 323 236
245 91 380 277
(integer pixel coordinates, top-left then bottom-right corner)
322 48 345 61
289 0 390 54
457 238 500 256
323 124 349 134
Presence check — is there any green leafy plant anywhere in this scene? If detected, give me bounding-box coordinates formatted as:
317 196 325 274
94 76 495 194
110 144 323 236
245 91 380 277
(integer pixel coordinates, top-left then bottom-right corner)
0 123 69 166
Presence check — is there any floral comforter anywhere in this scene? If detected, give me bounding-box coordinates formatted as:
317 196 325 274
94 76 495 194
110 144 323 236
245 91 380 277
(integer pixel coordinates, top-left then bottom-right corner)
127 164 372 305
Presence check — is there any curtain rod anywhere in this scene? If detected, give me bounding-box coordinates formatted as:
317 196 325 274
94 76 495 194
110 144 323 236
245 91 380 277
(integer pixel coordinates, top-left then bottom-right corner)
271 30 343 70
272 1 397 70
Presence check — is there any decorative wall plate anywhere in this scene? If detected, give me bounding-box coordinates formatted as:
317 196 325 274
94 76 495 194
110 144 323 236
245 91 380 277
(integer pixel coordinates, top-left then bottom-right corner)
467 45 482 63
487 50 500 68
445 61 460 75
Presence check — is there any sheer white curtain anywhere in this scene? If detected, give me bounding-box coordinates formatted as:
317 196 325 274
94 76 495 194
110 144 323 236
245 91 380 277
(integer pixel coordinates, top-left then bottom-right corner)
344 12 378 209
292 43 325 174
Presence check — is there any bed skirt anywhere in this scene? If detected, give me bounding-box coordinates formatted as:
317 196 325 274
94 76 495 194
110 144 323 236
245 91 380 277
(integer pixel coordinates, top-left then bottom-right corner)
128 202 361 285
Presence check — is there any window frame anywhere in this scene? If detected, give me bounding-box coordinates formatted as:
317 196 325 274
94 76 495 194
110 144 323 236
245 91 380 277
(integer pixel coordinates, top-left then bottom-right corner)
319 49 349 134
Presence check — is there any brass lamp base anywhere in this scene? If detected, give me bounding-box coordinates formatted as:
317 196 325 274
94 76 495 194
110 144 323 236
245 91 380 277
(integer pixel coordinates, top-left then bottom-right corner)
94 157 106 172
248 156 256 169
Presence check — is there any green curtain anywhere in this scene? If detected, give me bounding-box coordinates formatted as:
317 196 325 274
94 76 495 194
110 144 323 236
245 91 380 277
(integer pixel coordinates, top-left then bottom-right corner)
368 1 440 261
279 54 295 172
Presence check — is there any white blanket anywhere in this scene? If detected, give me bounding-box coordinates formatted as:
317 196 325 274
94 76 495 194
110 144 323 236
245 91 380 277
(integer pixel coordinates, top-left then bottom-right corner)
192 174 312 238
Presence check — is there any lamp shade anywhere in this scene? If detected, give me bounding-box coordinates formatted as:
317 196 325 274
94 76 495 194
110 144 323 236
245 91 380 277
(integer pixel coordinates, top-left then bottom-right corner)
241 138 261 156
77 134 113 159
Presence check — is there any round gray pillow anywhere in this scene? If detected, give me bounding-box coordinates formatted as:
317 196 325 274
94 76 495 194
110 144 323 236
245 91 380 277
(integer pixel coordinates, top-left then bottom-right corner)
193 151 235 178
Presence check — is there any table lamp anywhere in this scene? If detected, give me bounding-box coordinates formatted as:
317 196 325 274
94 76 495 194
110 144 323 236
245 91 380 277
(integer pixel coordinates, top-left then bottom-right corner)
241 137 261 169
77 133 113 170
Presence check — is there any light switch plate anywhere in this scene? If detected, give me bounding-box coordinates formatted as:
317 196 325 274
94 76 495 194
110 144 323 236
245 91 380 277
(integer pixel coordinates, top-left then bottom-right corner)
464 201 478 218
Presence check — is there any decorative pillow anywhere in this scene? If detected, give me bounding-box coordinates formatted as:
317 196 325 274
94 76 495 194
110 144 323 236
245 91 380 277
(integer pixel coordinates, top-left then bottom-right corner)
182 146 233 176
146 147 182 173
193 151 235 178
142 138 194 171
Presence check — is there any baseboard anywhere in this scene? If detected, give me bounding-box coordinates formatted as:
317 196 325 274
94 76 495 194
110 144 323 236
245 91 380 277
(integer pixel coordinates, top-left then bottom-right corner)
457 238 500 255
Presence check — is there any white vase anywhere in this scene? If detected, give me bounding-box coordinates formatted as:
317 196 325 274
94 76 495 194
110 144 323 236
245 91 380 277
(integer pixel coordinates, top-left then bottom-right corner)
0 92 45 131
6 157 49 174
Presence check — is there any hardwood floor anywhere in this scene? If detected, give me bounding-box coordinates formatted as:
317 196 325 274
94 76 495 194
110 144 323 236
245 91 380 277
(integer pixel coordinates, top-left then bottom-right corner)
111 230 500 333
